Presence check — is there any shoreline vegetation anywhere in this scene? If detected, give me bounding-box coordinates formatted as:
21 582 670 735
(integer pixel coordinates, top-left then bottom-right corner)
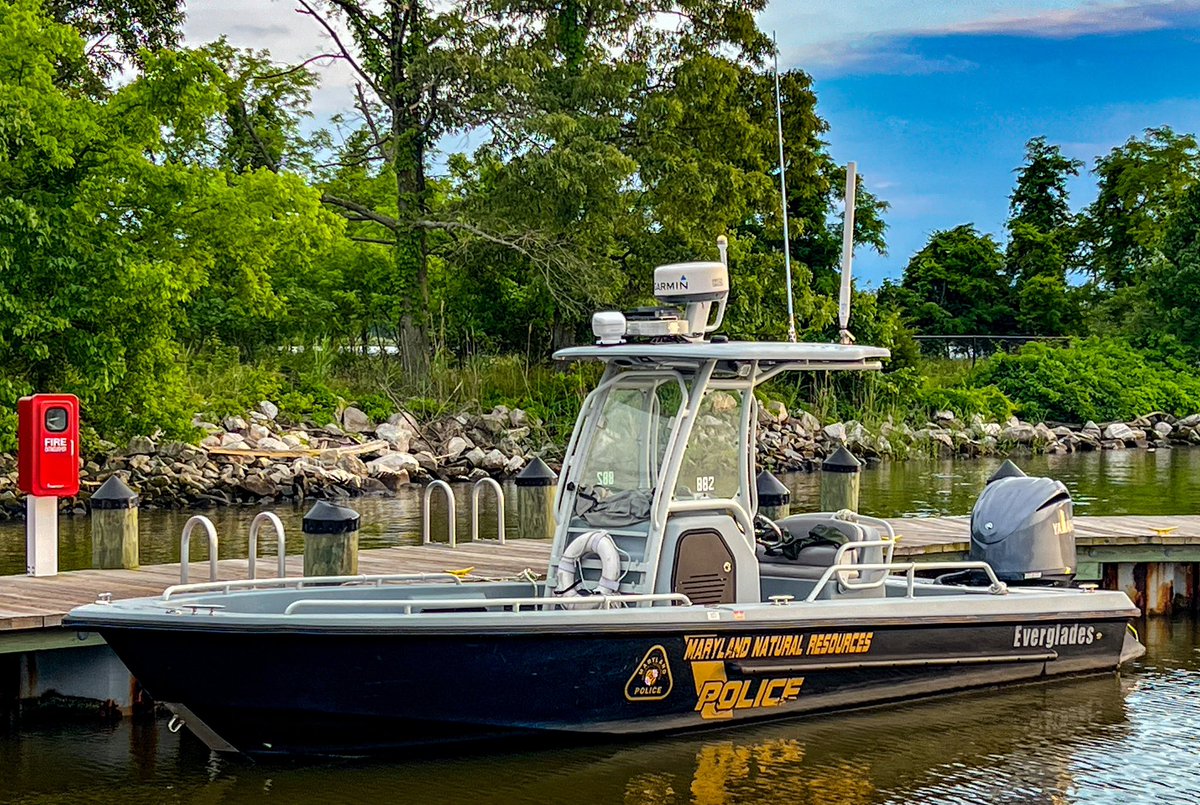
4 2 1200 520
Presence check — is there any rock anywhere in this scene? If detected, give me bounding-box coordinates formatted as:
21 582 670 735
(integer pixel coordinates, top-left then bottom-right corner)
335 454 368 476
799 411 821 434
126 435 156 455
258 437 291 451
763 400 788 423
1154 421 1173 437
375 422 413 453
248 423 271 443
822 423 847 443
1033 423 1057 445
340 406 373 434
509 409 530 428
360 477 392 494
1001 424 1035 445
200 434 222 449
481 449 507 471
445 436 471 459
223 416 248 432
415 451 438 473
503 455 526 474
1082 420 1102 437
367 452 420 477
1103 422 1135 441
219 432 247 449
479 413 508 435
465 446 487 468
257 400 279 421
1178 413 1200 428
238 475 276 498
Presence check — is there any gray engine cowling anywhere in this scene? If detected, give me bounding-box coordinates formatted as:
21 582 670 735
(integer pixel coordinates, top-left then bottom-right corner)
970 475 1075 586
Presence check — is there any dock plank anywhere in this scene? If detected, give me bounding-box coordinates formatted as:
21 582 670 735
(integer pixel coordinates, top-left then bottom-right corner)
6 512 1200 633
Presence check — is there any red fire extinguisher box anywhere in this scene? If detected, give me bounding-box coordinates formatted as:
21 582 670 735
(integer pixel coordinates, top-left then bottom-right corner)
17 393 80 497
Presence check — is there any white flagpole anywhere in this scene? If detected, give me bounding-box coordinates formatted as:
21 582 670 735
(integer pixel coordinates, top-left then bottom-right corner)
773 32 797 343
839 161 857 344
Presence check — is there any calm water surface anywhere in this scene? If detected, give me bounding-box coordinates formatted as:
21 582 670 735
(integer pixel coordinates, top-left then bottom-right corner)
3 448 1200 576
1 617 1197 804
2 450 1200 802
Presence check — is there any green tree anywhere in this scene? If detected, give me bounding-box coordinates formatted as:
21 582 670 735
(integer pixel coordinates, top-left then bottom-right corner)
1008 136 1082 234
1145 184 1200 351
889 225 1014 338
1079 126 1200 287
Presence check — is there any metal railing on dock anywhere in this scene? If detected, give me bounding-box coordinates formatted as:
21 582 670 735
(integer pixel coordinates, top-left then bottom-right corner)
470 477 506 544
179 516 218 584
247 512 286 580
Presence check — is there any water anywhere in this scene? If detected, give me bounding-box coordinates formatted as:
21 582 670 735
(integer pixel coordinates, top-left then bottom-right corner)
0 617 1197 803
3 450 1200 802
5 448 1200 576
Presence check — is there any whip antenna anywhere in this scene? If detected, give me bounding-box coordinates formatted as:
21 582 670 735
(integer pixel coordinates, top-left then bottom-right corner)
773 32 797 343
838 161 857 344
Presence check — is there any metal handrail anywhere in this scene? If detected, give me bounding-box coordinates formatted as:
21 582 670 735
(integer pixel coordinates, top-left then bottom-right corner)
470 477 506 544
180 516 218 584
422 480 457 547
667 497 755 539
284 592 692 616
162 572 464 601
805 559 1008 603
248 512 286 580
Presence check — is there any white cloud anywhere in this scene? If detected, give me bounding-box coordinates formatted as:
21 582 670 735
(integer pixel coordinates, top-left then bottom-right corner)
761 0 1200 74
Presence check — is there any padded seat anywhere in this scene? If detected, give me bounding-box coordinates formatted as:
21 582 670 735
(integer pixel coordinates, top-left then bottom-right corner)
756 514 887 597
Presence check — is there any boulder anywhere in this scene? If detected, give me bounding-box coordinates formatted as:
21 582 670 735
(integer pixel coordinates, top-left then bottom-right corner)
223 416 248 432
479 413 508 435
219 432 248 449
798 411 821 434
375 422 414 453
340 406 373 434
481 449 508 471
1082 420 1102 437
465 446 487 468
1178 413 1200 428
257 400 279 421
335 454 368 476
238 475 277 498
126 435 156 456
445 435 471 459
1154 421 1173 437
1103 422 1135 441
367 452 420 477
415 451 439 473
258 437 291 451
508 408 530 428
822 423 847 443
247 423 271 443
763 400 788 423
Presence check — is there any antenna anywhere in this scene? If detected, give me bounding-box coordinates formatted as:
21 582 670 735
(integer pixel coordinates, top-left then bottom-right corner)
838 161 857 344
773 32 797 343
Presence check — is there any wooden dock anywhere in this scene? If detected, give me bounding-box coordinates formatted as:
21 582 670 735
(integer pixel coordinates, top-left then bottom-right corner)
3 514 1200 642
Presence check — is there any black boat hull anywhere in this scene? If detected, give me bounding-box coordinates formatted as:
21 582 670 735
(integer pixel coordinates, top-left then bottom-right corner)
90 615 1135 757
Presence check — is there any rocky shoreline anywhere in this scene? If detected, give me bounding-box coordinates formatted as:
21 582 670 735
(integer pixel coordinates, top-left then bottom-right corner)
0 401 1196 517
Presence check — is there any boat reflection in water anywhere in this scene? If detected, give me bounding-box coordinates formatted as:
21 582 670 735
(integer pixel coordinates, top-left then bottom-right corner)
0 671 1141 804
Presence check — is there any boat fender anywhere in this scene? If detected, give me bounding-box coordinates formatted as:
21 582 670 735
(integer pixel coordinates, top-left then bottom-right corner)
555 530 622 596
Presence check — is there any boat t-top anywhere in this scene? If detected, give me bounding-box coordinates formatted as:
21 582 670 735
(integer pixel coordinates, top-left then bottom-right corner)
66 243 1143 757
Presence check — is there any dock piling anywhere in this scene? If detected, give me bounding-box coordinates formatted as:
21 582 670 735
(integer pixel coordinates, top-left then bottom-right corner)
755 470 791 521
302 501 360 576
515 457 557 541
90 476 139 570
820 446 861 512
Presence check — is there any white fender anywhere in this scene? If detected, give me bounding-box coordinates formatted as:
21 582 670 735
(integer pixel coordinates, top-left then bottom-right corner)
555 530 622 597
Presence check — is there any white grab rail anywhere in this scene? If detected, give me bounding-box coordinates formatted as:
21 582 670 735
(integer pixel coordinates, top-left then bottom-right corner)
248 511 286 580
284 592 692 616
180 516 219 584
422 480 457 547
806 559 1008 602
162 572 463 601
470 477 506 544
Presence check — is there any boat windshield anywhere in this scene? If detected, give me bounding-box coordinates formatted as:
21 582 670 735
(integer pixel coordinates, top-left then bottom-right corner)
576 377 683 493
677 389 744 500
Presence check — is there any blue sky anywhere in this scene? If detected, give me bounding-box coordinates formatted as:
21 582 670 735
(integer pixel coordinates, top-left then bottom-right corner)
759 1 1200 284
188 1 1200 285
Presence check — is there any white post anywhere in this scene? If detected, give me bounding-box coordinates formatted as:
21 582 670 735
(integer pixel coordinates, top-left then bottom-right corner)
773 32 797 343
839 161 858 344
26 495 58 577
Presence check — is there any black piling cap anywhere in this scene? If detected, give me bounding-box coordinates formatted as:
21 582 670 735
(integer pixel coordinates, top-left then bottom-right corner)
755 470 790 506
302 501 361 534
515 456 557 487
988 459 1027 484
91 475 139 510
822 445 862 474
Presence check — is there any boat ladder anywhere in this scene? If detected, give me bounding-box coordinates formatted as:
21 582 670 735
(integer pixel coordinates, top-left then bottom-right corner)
179 512 289 583
422 478 507 547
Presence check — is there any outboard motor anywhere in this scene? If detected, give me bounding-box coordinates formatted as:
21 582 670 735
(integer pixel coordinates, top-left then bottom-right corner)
969 462 1075 586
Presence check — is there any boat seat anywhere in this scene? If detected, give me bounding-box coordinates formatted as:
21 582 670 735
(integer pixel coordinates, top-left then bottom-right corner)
757 515 887 599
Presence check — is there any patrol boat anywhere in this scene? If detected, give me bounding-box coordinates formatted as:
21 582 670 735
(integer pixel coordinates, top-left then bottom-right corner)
65 244 1144 757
